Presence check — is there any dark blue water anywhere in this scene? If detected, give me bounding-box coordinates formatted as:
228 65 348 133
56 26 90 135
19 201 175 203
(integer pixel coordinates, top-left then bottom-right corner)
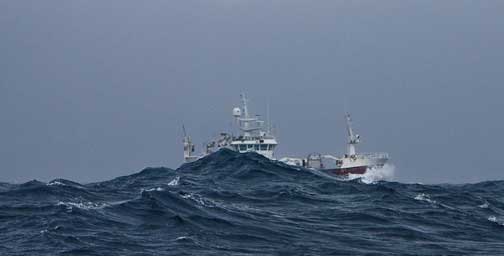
1 149 504 255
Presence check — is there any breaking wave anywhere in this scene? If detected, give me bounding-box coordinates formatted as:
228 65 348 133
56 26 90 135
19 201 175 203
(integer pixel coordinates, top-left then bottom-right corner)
1 149 504 255
347 163 395 184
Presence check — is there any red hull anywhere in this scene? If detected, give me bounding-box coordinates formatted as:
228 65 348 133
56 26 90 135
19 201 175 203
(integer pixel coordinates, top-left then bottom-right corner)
324 166 367 176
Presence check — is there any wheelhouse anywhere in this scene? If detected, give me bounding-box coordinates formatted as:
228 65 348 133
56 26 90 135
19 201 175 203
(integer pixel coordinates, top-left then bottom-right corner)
230 138 277 159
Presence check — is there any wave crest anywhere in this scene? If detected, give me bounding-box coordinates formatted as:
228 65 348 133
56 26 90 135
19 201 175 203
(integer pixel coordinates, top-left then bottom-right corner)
347 164 395 184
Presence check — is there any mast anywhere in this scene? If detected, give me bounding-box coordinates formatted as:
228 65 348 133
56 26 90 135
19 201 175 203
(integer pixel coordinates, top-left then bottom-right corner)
237 93 262 138
267 102 271 135
346 114 360 156
241 93 249 119
182 125 194 162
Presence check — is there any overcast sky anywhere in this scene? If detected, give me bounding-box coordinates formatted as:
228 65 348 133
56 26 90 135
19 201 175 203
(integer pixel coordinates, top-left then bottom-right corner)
1 1 503 184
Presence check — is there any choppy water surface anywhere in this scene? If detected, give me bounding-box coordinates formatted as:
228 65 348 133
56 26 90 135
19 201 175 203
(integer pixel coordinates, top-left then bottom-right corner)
1 149 504 255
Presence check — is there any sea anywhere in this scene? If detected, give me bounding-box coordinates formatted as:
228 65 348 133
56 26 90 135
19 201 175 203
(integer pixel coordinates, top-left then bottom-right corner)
1 149 504 255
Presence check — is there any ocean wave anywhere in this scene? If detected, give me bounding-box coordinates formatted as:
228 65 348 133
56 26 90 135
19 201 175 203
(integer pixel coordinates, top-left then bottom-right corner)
179 192 217 208
347 164 395 184
479 201 490 209
168 176 180 186
140 187 165 192
488 216 504 226
2 149 504 255
414 193 437 204
56 200 108 211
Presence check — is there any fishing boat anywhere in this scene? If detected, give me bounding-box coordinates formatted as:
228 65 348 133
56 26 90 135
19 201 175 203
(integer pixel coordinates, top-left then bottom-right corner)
285 114 389 175
183 94 389 176
183 94 277 163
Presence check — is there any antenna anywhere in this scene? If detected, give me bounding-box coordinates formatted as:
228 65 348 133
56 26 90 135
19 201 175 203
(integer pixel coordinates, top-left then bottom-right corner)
345 113 360 156
267 102 271 135
346 113 354 138
343 98 348 117
240 93 249 119
274 123 279 140
182 124 187 137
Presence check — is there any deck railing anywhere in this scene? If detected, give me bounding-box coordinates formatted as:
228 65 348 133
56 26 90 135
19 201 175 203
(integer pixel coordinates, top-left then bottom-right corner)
357 152 389 159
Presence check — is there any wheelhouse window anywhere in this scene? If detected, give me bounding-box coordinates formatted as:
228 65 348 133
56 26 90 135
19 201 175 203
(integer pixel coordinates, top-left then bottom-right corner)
254 144 260 150
239 145 247 151
260 144 268 151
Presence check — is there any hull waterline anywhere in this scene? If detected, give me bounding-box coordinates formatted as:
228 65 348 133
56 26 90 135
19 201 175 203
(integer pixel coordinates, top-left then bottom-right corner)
324 166 367 176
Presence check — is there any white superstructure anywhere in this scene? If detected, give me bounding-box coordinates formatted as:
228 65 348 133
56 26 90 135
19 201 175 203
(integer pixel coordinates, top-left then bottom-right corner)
335 114 389 172
183 94 278 163
182 94 389 176
279 113 389 175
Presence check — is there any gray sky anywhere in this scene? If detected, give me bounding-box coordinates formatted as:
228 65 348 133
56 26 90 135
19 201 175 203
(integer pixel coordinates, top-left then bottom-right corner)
1 1 503 184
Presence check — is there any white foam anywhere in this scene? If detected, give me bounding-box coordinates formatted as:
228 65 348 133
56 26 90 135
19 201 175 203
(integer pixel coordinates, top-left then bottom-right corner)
141 187 165 192
414 193 437 204
107 199 133 206
487 216 504 226
40 225 61 234
56 201 107 211
47 181 65 186
348 164 395 184
478 201 490 209
168 176 180 186
180 193 215 207
47 180 85 189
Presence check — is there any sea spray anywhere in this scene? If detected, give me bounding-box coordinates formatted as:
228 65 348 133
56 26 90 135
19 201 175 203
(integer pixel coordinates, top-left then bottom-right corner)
347 163 396 184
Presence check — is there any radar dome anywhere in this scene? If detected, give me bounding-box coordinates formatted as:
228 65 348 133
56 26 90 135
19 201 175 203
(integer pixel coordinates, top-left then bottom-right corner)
232 107 242 117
